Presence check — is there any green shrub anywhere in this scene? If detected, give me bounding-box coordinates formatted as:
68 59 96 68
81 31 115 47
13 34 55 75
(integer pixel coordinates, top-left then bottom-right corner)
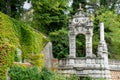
40 67 55 80
9 65 80 80
9 65 61 80
68 74 79 80
8 65 41 80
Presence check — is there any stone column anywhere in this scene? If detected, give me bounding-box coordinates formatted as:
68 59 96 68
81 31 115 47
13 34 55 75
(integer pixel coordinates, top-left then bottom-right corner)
86 33 93 57
100 22 105 42
69 34 76 58
98 22 108 58
98 23 111 79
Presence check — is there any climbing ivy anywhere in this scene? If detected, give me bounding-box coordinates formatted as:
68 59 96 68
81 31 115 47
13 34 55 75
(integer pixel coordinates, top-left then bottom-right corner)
0 12 48 79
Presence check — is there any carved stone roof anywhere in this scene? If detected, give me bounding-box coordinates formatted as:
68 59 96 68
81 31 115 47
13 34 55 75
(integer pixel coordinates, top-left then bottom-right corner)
73 11 89 18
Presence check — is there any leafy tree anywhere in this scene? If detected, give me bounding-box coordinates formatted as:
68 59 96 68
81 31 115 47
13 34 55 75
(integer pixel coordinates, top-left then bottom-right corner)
76 34 86 57
0 0 26 19
100 0 108 7
31 0 70 58
49 28 69 59
32 0 69 35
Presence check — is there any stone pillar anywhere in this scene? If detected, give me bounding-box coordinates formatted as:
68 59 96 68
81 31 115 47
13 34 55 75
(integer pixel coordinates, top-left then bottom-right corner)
98 22 108 58
100 22 105 42
98 22 111 79
86 33 93 57
69 34 76 58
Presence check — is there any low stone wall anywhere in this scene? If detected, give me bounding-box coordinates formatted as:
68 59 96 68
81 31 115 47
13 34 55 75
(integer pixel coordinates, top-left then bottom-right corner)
59 57 110 79
59 58 120 80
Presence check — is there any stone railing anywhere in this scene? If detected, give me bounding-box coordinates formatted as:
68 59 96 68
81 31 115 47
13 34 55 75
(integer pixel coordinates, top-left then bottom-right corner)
109 59 120 70
59 58 120 70
58 57 111 79
59 57 108 70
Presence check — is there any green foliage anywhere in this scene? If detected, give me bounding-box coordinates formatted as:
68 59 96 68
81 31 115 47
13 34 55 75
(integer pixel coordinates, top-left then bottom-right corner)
76 34 86 57
26 54 44 69
79 76 93 80
40 67 55 80
0 41 14 80
94 9 120 59
0 12 17 80
49 28 69 59
99 0 118 10
72 0 87 13
97 78 106 80
100 0 108 7
32 0 69 35
0 12 48 79
0 0 26 19
14 49 20 62
68 74 79 80
9 65 41 80
9 65 79 80
31 0 69 59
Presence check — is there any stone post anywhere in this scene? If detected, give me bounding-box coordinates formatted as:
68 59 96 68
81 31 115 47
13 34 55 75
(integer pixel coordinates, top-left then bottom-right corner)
86 33 93 57
98 23 111 79
98 23 106 57
100 23 105 42
69 34 76 58
98 23 108 58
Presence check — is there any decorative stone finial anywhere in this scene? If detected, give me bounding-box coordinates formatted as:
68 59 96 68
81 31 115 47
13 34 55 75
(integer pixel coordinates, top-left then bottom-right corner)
78 3 83 10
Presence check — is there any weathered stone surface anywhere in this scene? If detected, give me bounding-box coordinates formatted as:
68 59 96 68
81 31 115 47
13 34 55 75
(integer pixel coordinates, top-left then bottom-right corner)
68 10 93 58
42 42 53 68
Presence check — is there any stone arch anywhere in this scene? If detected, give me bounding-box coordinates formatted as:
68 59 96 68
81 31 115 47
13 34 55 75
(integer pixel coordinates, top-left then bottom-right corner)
68 10 93 58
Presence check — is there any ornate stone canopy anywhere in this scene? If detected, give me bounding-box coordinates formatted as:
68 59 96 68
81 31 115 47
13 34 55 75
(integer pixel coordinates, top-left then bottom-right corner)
69 9 93 58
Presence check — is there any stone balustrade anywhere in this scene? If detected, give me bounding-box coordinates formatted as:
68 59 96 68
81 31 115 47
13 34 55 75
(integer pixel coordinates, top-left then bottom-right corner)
58 57 111 80
59 58 120 80
109 59 120 70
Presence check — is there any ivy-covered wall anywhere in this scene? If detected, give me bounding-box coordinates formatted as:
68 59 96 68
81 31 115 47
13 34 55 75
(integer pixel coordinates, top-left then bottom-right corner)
0 12 48 80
